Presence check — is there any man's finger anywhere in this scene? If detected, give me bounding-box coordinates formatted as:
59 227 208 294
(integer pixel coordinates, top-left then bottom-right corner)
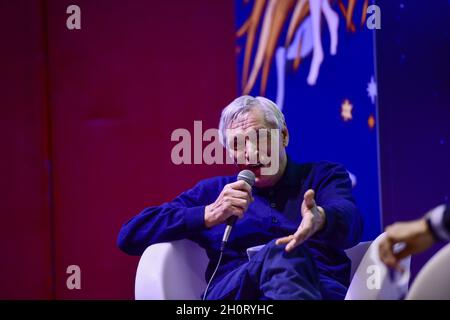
285 239 299 252
227 189 254 203
226 197 248 210
276 235 294 245
227 181 254 202
382 226 409 272
285 233 308 252
286 230 308 251
394 246 412 261
285 223 311 252
392 245 411 272
303 189 316 209
229 205 244 219
229 180 252 193
379 239 400 270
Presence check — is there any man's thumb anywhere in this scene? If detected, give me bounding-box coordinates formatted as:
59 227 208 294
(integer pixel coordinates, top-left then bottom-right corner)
304 189 316 209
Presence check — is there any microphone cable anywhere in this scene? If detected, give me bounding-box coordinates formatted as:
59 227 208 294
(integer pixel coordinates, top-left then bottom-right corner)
202 170 255 300
202 248 224 300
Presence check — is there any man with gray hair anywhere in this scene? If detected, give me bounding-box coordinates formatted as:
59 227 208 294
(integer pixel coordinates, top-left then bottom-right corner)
118 95 363 300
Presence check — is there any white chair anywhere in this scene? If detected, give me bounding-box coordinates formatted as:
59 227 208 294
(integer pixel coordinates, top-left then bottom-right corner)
135 239 208 300
345 233 410 300
135 233 411 300
405 242 450 300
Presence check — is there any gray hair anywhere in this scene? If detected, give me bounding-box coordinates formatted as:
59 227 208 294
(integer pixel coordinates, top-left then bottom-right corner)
218 95 286 147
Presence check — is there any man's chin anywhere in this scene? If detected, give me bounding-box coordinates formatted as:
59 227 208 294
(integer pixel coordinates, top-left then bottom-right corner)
238 164 261 177
238 165 278 187
254 175 276 188
248 166 261 177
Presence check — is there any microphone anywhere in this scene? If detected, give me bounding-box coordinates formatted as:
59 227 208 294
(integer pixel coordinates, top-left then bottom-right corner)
221 170 256 251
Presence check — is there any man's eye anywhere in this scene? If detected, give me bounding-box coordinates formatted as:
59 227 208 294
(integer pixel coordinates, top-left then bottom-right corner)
229 137 239 150
233 136 246 151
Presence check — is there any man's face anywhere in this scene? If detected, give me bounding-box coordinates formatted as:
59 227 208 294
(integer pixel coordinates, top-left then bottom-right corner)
226 107 287 188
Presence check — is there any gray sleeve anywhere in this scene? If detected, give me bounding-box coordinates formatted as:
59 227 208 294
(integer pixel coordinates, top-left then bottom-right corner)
426 204 450 242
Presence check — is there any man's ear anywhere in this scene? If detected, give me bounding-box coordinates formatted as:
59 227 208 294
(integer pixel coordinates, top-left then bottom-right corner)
282 126 289 147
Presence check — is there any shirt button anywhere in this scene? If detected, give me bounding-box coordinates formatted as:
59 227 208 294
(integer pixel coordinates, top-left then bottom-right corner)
270 203 276 208
271 217 278 224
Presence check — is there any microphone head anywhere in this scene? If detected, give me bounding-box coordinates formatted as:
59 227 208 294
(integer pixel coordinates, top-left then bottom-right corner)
237 170 256 187
226 170 255 227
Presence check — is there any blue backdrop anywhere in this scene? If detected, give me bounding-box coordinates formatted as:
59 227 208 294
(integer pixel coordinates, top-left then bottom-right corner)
235 0 381 240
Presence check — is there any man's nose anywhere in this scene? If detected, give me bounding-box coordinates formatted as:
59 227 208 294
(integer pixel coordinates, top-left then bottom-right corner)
244 142 259 165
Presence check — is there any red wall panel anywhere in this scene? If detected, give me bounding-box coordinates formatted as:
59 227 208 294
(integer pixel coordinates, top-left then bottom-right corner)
1 0 237 299
0 0 53 299
45 0 237 298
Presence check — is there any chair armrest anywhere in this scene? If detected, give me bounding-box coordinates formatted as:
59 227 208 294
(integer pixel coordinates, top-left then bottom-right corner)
135 240 209 300
345 233 411 300
406 242 450 299
345 240 372 280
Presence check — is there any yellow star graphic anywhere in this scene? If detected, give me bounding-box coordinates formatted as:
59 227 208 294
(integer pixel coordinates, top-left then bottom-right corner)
341 99 353 121
368 114 375 129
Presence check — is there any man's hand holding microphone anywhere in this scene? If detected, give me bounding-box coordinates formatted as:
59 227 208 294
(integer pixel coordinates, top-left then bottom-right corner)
204 170 255 228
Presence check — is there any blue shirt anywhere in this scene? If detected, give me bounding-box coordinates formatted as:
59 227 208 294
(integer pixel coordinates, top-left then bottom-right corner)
118 160 364 289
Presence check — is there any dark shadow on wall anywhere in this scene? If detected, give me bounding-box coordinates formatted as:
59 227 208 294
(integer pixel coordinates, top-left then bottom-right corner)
377 0 450 281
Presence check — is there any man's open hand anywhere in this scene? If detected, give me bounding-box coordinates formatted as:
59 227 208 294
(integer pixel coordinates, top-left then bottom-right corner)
276 189 326 252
